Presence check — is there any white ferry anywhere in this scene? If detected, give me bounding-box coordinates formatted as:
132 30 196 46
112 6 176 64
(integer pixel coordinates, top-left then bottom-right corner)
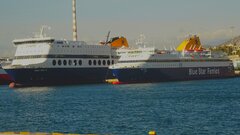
3 0 128 86
110 35 235 84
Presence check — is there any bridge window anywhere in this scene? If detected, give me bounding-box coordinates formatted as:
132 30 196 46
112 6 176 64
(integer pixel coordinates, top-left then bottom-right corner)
93 60 97 66
63 60 67 66
103 60 106 65
78 60 82 65
89 60 92 66
98 60 101 66
58 60 62 66
107 60 110 65
52 60 56 66
74 60 77 66
69 60 72 66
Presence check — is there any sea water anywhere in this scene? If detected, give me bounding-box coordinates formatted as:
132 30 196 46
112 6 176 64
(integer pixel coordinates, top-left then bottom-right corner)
0 78 240 135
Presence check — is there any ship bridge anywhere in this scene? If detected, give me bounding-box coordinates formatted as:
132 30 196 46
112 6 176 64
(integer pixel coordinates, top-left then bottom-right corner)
13 37 55 45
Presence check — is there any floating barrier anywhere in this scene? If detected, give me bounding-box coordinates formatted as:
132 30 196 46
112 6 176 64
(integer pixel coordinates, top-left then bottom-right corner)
105 79 120 84
0 132 98 135
105 79 127 85
148 131 157 135
0 131 157 135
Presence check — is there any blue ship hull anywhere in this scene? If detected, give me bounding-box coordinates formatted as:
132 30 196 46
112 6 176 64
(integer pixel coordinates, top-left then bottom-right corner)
5 68 112 86
111 67 235 83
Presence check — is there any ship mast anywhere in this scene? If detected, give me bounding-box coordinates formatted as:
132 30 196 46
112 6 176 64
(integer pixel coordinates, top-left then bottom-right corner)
72 0 78 41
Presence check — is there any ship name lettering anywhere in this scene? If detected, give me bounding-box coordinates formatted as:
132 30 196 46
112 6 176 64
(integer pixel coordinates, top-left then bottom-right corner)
207 68 220 75
198 68 206 75
189 69 198 75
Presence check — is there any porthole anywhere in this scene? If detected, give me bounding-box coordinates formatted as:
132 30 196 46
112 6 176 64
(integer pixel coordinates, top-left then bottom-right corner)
107 60 110 65
58 60 62 66
63 60 67 66
93 60 97 65
69 60 72 66
74 60 77 66
89 60 92 66
52 60 56 66
98 60 101 66
103 60 106 65
78 60 82 65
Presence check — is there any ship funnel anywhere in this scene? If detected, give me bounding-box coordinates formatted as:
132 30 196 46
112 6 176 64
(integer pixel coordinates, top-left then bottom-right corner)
72 0 78 41
176 35 204 51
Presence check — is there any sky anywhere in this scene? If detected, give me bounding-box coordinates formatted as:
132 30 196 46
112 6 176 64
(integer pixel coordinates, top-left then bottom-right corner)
1 0 240 57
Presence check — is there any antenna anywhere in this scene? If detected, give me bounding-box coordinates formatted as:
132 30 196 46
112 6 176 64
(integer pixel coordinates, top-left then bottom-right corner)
136 34 146 47
39 25 51 38
105 31 111 45
72 0 78 41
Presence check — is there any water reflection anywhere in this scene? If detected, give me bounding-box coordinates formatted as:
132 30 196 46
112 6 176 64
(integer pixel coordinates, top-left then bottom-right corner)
14 87 56 93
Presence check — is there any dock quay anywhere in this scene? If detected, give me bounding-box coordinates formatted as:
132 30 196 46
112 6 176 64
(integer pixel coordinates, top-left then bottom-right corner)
0 131 157 135
0 132 97 135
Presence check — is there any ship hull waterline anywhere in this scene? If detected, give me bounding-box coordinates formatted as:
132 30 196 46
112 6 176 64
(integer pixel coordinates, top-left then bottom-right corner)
111 67 235 84
5 67 113 86
0 74 12 85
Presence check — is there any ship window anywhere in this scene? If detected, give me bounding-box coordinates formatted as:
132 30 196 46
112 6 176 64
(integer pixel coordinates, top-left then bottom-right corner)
103 60 106 65
93 60 97 66
107 60 111 65
74 60 77 66
69 60 72 66
89 60 92 66
78 60 82 65
63 60 67 66
98 60 101 65
52 60 56 66
58 60 62 66
112 60 114 65
57 41 63 44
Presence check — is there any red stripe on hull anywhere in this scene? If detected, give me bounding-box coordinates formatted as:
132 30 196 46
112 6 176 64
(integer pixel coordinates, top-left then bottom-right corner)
0 74 12 83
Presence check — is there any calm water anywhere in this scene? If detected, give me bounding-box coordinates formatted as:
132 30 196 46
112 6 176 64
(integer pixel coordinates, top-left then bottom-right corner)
0 78 240 135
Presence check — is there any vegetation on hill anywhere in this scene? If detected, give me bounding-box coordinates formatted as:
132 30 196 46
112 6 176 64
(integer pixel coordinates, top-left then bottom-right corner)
209 35 240 56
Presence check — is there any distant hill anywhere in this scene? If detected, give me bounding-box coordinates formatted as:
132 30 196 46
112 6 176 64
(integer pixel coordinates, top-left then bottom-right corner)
218 35 240 46
210 35 240 56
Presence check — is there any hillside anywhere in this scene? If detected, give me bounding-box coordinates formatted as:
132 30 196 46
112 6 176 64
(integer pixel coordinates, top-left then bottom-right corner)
218 35 240 46
210 35 240 56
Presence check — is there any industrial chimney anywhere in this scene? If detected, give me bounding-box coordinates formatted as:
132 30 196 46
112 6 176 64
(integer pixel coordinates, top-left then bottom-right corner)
72 0 78 41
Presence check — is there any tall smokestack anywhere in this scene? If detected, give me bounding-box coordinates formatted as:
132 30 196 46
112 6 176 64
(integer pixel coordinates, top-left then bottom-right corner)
72 0 78 41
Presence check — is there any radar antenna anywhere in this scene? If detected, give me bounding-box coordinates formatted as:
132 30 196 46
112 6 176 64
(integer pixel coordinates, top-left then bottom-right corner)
136 34 146 47
39 25 51 38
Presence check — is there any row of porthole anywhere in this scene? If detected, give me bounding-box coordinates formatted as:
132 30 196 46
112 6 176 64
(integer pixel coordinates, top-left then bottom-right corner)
52 59 114 66
52 59 81 66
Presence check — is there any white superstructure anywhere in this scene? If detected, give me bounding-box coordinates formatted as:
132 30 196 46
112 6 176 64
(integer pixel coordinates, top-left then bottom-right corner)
10 32 116 68
113 47 232 69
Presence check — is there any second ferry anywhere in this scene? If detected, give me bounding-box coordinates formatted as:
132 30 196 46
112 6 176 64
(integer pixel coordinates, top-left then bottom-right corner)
3 0 128 86
110 35 235 84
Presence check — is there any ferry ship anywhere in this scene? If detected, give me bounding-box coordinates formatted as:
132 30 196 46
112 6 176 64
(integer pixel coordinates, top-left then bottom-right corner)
3 0 128 86
0 59 12 84
110 35 235 84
